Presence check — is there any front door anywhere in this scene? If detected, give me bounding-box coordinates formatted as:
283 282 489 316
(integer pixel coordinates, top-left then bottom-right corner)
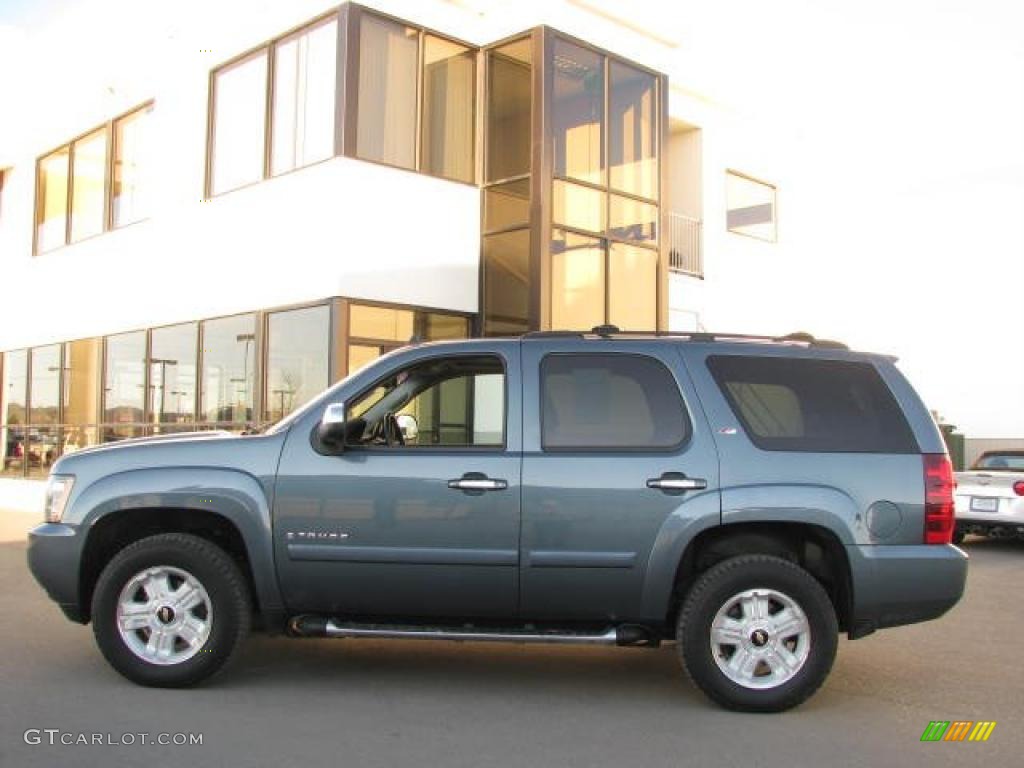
273 345 522 619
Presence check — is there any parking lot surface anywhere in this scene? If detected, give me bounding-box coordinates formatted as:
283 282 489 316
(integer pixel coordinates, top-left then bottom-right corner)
1 510 1021 768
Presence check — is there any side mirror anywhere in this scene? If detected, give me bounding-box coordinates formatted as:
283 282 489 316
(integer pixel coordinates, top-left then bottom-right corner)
317 402 348 453
396 413 419 442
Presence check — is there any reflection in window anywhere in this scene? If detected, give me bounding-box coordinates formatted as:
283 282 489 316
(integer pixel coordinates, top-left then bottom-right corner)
483 178 530 233
1 350 27 477
104 331 146 440
346 304 469 374
609 62 656 199
608 243 657 330
357 15 418 169
551 229 604 331
265 305 329 422
149 323 197 430
28 345 61 476
201 314 256 428
483 229 531 336
113 104 153 227
211 50 268 195
70 130 107 242
486 38 531 182
609 194 657 245
272 17 337 176
421 35 475 183
552 40 603 185
726 171 776 242
63 338 101 453
552 179 605 234
36 149 69 253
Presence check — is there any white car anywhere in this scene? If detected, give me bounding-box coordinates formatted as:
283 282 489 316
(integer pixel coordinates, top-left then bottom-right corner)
954 451 1024 543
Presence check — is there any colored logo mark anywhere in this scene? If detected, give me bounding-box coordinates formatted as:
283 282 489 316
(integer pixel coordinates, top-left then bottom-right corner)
920 721 996 742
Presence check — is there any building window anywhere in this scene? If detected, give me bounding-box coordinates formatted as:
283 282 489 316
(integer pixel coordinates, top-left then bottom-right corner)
200 314 256 428
264 304 329 422
62 338 101 453
356 15 419 169
271 16 338 176
210 50 269 195
550 229 605 331
149 323 198 430
1 350 28 477
421 35 475 183
34 103 152 254
485 38 531 183
103 331 147 441
482 228 531 336
609 61 656 200
112 104 153 227
36 148 69 253
70 129 107 243
28 345 61 477
726 171 776 242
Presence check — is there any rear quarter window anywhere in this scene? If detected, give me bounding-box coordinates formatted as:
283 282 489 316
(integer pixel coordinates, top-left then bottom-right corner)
706 355 917 453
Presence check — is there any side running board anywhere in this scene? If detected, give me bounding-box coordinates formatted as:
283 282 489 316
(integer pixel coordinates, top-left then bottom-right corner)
289 616 658 647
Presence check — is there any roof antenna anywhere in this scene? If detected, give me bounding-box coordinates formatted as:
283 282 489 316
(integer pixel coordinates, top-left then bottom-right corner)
591 324 620 337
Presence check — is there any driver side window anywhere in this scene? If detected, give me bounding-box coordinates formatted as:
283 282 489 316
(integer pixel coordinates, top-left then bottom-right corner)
346 355 505 448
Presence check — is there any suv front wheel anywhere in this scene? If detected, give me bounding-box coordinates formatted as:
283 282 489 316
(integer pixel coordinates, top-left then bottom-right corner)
677 554 838 712
91 533 251 687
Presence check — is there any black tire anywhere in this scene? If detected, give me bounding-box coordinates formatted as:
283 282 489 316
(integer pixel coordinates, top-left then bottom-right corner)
952 527 966 546
677 554 838 712
91 533 251 687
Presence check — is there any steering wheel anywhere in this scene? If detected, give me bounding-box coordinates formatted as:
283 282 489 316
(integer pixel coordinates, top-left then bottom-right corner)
383 412 405 447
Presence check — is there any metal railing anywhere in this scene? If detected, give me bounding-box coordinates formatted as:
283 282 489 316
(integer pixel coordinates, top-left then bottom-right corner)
668 212 703 278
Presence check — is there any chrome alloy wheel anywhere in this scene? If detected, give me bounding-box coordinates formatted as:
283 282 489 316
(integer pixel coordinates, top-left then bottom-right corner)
709 588 811 689
116 566 213 666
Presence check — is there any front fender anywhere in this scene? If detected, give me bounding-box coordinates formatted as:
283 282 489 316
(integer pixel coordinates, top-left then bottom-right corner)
71 467 284 627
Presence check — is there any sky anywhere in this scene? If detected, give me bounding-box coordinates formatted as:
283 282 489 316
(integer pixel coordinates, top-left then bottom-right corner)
1 0 1021 437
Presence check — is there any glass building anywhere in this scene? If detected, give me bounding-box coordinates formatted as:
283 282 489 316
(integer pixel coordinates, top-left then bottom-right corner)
0 3 677 478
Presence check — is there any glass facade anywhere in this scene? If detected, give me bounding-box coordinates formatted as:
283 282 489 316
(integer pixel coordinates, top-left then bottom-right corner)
0 297 470 476
552 40 603 185
357 15 419 169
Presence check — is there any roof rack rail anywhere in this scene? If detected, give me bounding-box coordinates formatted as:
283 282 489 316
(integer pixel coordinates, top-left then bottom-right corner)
521 326 849 349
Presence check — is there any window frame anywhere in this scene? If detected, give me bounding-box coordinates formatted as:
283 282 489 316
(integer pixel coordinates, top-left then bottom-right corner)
343 352 510 453
539 351 691 453
32 101 154 256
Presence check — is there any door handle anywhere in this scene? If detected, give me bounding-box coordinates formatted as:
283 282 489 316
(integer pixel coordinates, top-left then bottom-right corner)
646 473 708 492
448 474 508 492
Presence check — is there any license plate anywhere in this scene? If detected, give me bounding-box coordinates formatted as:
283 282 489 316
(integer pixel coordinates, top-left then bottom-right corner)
970 496 999 513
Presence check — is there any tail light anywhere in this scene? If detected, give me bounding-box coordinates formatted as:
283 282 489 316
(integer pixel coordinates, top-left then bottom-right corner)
923 454 955 544
1014 481 1024 497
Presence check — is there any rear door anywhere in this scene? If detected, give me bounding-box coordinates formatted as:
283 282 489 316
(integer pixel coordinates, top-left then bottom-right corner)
519 340 720 622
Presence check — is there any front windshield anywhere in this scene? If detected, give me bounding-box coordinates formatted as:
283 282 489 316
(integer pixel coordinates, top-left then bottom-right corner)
973 453 1024 471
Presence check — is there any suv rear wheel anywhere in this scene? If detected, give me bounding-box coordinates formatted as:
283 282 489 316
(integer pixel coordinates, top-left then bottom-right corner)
677 554 838 712
91 533 251 687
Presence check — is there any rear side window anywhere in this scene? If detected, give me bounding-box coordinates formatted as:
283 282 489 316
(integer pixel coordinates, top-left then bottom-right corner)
541 353 689 451
706 355 917 453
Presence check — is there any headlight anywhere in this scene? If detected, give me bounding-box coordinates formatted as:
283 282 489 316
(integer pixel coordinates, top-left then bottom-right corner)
43 475 75 523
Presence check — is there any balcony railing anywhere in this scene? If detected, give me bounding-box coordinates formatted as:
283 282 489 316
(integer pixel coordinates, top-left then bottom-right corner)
668 212 703 278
